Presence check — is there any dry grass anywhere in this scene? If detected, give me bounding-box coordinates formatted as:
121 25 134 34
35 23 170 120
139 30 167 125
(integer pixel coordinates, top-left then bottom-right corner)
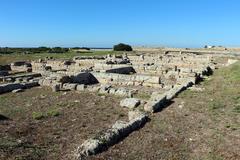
0 51 124 65
0 87 128 160
91 62 240 160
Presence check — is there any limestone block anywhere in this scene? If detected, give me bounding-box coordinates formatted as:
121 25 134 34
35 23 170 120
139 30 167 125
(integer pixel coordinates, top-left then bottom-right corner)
115 88 132 97
120 98 140 109
128 110 146 121
144 94 167 112
109 88 117 95
76 84 86 91
12 89 24 93
87 86 100 92
51 83 61 92
62 83 77 90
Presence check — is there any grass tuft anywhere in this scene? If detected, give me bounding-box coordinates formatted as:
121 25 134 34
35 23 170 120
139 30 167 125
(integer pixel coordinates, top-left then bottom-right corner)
233 104 240 113
32 112 45 120
32 109 61 120
47 109 61 117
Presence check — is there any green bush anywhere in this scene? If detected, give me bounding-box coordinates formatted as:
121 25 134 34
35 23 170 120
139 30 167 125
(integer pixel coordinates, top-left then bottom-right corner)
113 43 132 51
48 47 69 53
72 47 90 50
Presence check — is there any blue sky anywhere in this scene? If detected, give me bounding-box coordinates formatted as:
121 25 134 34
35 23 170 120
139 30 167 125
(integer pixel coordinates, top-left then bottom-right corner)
0 0 240 48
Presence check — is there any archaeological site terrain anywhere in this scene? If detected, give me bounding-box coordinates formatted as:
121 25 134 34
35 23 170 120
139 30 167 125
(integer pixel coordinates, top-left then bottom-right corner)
0 48 239 160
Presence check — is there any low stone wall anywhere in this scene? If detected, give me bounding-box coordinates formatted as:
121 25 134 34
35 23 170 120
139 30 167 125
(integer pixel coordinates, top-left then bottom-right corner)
143 80 194 113
143 65 212 113
75 111 148 160
10 61 32 72
31 61 47 73
0 82 39 94
94 63 131 71
92 72 162 87
144 94 167 112
75 59 105 67
11 66 32 72
0 73 41 82
77 85 134 98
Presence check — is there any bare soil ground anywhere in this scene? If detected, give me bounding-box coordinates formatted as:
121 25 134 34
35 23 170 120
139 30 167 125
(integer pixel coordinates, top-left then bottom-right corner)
91 62 240 160
0 87 128 160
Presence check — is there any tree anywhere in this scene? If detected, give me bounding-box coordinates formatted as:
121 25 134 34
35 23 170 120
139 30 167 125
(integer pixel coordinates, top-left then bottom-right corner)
49 47 69 53
72 47 90 50
113 43 133 51
38 46 50 52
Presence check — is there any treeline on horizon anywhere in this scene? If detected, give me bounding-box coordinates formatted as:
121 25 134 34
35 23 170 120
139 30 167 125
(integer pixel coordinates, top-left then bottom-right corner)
0 43 133 54
0 47 91 54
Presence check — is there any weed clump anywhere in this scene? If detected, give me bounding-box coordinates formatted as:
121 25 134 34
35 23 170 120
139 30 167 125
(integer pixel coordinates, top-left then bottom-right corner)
32 112 45 120
32 109 61 120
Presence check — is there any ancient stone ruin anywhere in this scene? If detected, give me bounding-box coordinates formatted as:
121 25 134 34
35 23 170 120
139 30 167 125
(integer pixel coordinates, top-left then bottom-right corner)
0 50 237 159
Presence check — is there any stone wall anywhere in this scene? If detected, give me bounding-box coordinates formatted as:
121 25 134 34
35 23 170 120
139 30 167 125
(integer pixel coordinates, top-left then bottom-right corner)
92 72 162 87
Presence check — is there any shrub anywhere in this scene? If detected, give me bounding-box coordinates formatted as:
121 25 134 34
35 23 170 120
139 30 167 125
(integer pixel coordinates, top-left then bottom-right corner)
48 47 69 53
72 47 90 50
113 43 133 51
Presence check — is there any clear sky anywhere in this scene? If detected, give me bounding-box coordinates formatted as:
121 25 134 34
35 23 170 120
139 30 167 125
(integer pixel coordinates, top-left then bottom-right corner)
0 0 240 48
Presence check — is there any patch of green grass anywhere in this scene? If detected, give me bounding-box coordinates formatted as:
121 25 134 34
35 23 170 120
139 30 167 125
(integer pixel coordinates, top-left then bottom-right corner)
0 138 20 149
97 93 105 96
217 62 240 81
0 137 46 160
1 106 24 118
47 109 61 117
0 98 6 106
32 109 61 120
232 96 240 102
208 100 225 111
32 112 45 120
225 124 239 130
227 64 240 80
233 104 240 113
